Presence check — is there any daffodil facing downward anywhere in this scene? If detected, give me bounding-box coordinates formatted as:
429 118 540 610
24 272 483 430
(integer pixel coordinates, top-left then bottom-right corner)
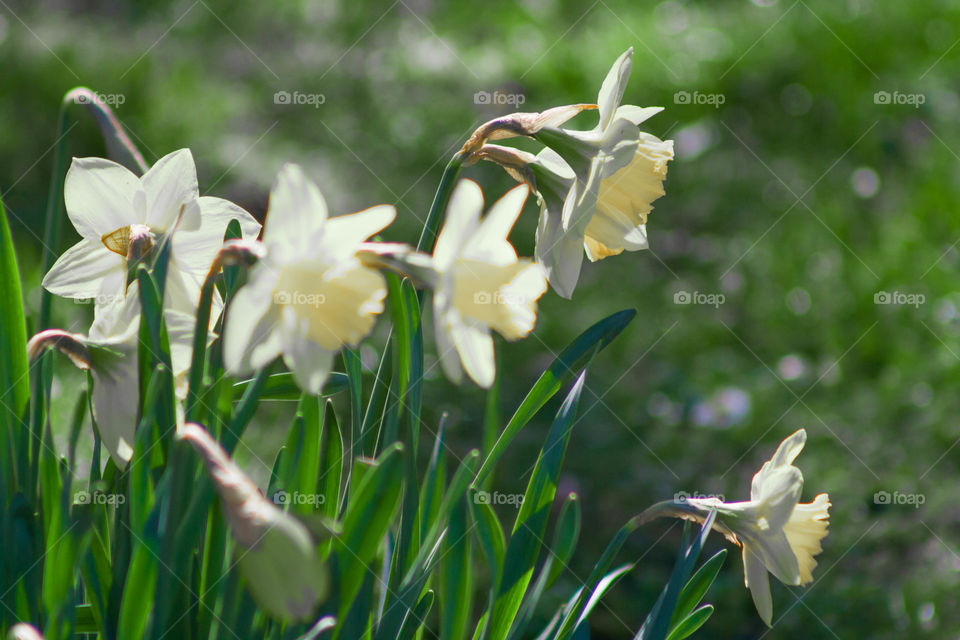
638 429 830 626
429 179 547 388
223 164 395 394
42 148 260 319
478 48 674 298
179 423 329 622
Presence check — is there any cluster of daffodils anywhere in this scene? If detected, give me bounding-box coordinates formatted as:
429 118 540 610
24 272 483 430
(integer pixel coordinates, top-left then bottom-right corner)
640 429 831 626
31 48 673 472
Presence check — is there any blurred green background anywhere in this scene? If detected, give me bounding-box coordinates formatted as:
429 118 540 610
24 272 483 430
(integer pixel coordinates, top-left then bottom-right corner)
3 0 960 637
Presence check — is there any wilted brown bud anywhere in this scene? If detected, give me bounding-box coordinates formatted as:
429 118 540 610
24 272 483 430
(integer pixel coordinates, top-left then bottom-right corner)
459 104 596 156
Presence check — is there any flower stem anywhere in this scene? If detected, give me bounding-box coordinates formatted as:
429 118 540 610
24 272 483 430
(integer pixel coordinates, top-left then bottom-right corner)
416 151 465 252
39 104 71 330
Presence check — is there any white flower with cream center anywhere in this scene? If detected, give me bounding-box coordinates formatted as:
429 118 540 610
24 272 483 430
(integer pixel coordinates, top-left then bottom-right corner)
430 179 547 388
42 148 260 318
223 164 395 394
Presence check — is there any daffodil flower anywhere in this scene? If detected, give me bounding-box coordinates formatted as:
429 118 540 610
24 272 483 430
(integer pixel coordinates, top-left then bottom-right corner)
223 164 395 394
430 179 547 387
639 429 830 626
27 288 195 466
42 148 260 318
179 423 329 622
522 48 673 297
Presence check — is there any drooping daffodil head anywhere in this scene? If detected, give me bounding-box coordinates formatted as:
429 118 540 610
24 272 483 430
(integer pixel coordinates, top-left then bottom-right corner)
224 163 395 394
429 179 547 388
41 148 260 321
477 48 674 298
638 429 830 626
27 286 196 466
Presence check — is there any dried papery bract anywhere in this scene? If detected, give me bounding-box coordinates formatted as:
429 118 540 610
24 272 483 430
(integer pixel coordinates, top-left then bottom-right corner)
459 104 597 157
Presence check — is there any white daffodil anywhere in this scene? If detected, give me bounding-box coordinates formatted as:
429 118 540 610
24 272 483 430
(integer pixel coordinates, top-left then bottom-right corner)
639 429 830 626
525 48 673 297
27 288 195 466
430 179 547 388
179 423 329 622
223 164 395 394
42 148 260 319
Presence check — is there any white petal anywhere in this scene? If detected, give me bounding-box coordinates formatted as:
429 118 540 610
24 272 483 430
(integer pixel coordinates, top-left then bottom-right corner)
263 164 328 253
754 465 803 531
464 185 528 266
91 346 139 467
432 179 483 271
596 48 633 131
42 239 123 300
613 105 663 126
224 271 283 374
743 545 774 626
433 300 463 385
450 319 495 388
536 206 584 300
280 309 336 394
172 196 261 281
64 157 145 240
141 149 200 231
752 429 807 500
164 309 199 377
324 204 396 258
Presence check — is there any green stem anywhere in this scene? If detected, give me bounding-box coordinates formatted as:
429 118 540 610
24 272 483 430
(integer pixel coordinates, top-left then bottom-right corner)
39 104 71 330
415 152 466 253
185 264 219 422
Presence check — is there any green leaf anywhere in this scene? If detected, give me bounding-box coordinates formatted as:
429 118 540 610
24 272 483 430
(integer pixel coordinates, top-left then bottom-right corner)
319 399 345 521
0 195 29 494
487 373 587 640
670 549 726 629
475 309 635 485
335 443 405 623
232 371 348 400
635 512 718 640
438 499 472 640
665 605 714 640
396 589 435 640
